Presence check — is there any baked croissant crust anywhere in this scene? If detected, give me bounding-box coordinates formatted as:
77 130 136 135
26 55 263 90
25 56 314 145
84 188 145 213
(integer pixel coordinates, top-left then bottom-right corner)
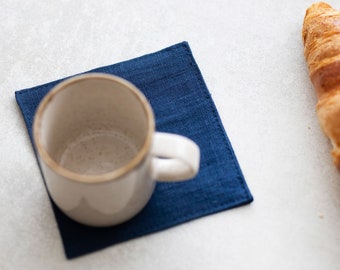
302 2 340 170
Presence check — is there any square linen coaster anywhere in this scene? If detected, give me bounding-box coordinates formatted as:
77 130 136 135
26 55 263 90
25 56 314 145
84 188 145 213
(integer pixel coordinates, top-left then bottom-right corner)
15 42 253 259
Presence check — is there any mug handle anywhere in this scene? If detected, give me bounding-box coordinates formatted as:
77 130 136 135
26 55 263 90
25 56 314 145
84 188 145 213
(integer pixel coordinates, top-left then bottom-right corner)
151 132 200 181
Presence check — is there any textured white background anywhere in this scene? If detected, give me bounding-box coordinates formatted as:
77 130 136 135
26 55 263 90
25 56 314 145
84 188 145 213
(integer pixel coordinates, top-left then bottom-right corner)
1 0 340 269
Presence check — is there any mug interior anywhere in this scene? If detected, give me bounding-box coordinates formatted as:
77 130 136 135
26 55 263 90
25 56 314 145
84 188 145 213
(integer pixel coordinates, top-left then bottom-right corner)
33 74 154 181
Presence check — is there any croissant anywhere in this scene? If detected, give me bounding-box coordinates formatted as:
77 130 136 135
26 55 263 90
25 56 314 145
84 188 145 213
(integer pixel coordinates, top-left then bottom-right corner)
302 2 340 170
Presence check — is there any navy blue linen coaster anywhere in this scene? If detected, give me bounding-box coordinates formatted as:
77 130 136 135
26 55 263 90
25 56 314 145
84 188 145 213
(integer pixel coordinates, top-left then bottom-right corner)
15 42 253 259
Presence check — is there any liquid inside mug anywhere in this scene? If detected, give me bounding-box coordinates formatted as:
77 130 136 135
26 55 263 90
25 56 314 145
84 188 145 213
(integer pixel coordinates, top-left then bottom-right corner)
33 73 200 227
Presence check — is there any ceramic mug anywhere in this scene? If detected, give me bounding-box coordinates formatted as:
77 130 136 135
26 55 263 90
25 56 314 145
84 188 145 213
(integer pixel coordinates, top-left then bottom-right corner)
33 73 200 227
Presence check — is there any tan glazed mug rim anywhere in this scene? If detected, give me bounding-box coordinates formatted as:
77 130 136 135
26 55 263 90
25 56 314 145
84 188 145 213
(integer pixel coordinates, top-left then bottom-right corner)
33 73 155 184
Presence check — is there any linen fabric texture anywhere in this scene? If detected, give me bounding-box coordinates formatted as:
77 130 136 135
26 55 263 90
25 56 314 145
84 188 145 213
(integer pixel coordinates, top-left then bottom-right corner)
15 42 253 259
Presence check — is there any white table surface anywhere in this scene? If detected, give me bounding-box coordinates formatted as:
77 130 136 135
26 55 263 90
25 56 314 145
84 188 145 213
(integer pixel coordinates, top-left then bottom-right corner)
1 0 340 269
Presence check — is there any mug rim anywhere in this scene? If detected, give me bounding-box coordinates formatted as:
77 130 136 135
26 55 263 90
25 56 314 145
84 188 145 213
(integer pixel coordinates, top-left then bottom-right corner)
33 73 155 184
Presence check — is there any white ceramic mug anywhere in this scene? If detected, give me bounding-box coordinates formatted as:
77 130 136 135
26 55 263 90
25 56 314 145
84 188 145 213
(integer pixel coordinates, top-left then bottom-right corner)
33 73 200 227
